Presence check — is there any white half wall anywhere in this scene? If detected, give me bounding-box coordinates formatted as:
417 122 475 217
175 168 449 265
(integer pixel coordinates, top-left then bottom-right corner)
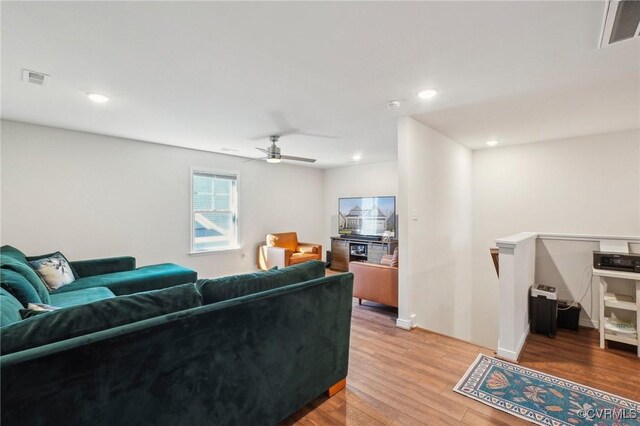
473 129 640 349
322 161 398 251
0 120 325 278
397 117 473 338
496 232 537 361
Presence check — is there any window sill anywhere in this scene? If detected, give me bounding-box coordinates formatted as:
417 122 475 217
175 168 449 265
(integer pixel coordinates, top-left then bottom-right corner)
189 246 242 256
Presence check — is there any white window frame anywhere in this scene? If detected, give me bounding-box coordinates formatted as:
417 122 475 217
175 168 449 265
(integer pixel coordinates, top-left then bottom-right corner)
189 167 240 254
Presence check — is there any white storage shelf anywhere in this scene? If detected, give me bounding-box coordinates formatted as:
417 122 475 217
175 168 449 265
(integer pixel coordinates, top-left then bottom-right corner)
594 268 640 357
604 331 638 346
603 293 637 311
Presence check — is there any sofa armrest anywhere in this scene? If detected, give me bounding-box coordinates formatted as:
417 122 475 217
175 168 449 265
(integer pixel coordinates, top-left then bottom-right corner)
298 243 322 256
70 256 136 278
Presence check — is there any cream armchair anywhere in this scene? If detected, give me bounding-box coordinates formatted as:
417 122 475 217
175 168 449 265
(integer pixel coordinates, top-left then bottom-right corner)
257 232 322 270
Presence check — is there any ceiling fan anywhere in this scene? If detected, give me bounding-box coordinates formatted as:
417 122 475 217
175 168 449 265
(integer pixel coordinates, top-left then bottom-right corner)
254 135 316 164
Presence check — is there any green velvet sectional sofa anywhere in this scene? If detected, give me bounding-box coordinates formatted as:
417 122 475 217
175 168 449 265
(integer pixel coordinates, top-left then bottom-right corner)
0 245 198 314
0 246 354 426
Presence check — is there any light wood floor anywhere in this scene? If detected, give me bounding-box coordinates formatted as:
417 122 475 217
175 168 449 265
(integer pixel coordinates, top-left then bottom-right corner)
282 299 640 425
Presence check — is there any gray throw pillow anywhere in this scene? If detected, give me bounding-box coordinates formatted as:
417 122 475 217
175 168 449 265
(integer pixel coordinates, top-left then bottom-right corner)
28 252 76 291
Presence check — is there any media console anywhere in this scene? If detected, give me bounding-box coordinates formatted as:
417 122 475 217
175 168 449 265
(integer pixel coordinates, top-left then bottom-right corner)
330 236 398 272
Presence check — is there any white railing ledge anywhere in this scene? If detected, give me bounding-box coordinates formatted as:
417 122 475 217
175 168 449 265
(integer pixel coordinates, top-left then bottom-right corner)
495 232 539 248
537 233 640 243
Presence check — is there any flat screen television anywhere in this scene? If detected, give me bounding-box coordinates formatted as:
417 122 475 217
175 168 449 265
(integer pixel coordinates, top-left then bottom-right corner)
338 196 396 238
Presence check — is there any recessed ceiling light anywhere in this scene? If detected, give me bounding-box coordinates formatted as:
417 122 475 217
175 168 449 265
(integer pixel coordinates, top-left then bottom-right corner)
386 100 401 109
352 153 362 161
418 88 438 100
486 140 499 146
86 92 110 103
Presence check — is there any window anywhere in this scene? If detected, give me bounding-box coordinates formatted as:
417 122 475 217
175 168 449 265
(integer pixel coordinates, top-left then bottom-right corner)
191 170 238 253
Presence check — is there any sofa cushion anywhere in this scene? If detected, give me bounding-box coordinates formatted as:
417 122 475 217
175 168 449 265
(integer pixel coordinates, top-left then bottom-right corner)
196 260 325 304
0 245 28 262
0 288 23 327
0 252 50 304
1 268 41 307
50 287 115 308
289 252 320 265
0 283 202 355
51 263 197 296
27 252 76 291
297 245 317 254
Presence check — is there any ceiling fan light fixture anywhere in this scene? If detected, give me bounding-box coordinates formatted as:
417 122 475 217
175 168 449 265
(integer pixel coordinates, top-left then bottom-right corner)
86 92 110 103
418 88 439 100
254 134 316 164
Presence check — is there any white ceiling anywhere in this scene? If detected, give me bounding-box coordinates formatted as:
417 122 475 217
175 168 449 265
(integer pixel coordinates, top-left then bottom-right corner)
2 1 638 167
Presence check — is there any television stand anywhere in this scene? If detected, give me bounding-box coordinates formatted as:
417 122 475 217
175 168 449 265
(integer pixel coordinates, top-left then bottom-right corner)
341 234 381 242
330 236 398 272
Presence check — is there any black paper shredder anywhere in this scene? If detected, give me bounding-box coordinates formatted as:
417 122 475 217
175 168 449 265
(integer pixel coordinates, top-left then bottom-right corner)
530 284 558 337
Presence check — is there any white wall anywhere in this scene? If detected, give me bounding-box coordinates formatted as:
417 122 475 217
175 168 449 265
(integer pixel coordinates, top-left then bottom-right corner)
535 238 600 328
397 117 473 337
322 161 398 251
473 129 640 348
0 120 325 278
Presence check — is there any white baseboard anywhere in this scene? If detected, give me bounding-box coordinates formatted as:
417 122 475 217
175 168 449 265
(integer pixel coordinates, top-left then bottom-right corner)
497 326 530 362
496 347 519 361
580 318 598 329
498 319 597 362
396 314 416 330
516 327 530 358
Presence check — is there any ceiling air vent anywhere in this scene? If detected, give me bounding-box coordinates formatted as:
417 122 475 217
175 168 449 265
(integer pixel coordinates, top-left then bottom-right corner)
22 69 50 86
600 0 640 47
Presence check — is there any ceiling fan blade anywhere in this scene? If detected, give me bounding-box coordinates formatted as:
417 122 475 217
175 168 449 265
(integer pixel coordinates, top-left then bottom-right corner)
280 154 317 163
267 111 290 131
250 130 338 141
292 132 339 140
255 147 268 153
242 157 266 163
249 129 299 141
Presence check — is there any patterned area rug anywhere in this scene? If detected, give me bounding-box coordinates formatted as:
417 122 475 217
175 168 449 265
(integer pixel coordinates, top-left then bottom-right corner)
454 354 640 425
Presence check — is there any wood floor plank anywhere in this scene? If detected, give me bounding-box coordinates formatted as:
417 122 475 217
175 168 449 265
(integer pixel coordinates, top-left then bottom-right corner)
341 388 397 425
282 297 640 425
461 408 529 426
308 391 387 426
348 361 464 421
